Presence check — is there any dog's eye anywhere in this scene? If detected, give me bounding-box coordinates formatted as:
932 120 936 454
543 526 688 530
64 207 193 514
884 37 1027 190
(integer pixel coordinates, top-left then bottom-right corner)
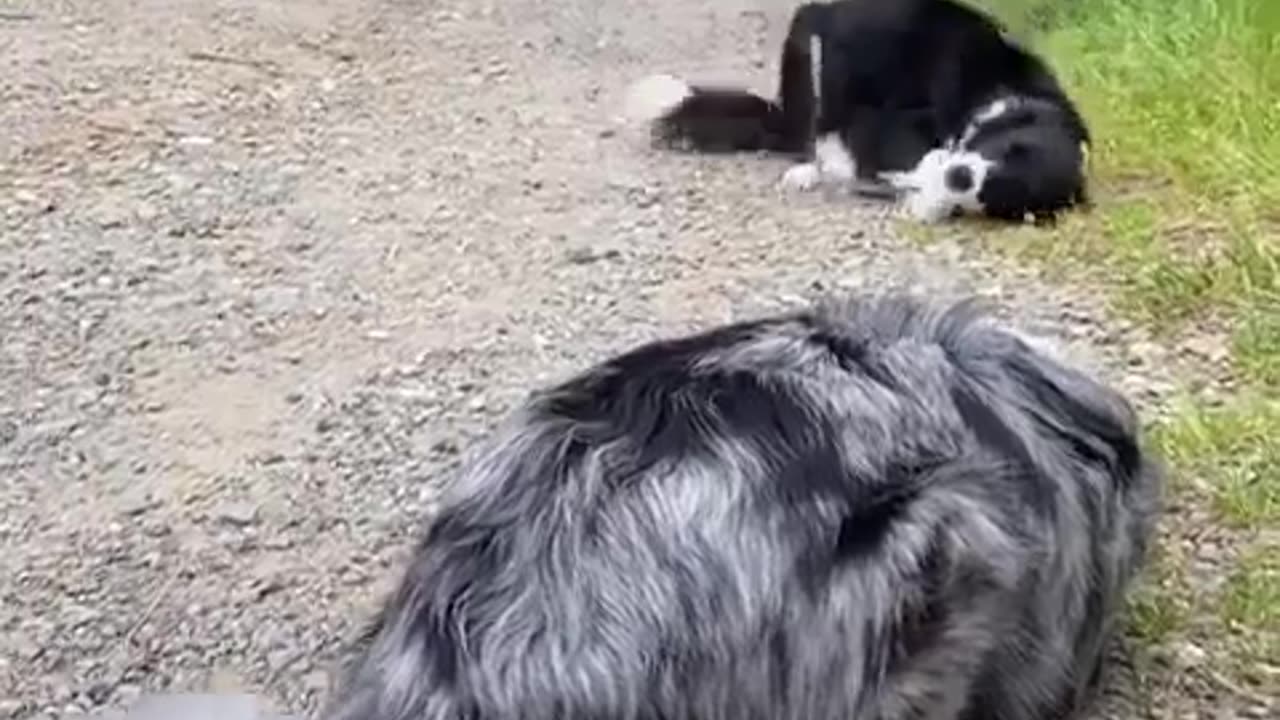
944 164 975 192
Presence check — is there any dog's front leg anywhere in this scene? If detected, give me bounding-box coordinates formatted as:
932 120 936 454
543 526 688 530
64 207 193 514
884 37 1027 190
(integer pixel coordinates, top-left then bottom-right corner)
774 5 824 192
780 131 858 191
777 29 857 193
813 131 857 184
778 21 824 193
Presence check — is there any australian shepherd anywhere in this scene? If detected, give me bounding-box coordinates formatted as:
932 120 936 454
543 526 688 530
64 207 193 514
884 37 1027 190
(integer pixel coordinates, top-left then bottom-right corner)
322 292 1161 720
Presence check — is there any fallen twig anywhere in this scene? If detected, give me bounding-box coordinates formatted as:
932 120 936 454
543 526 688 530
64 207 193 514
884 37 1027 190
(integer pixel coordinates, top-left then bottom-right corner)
121 560 183 649
0 12 37 21
296 38 357 63
187 50 284 77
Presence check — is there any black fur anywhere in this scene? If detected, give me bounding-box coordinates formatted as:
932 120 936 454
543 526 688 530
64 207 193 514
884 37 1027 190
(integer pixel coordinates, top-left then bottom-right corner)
638 0 1091 221
962 95 1092 221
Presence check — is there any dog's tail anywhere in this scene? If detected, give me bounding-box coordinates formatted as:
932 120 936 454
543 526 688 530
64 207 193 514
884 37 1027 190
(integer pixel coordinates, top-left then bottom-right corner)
624 73 802 154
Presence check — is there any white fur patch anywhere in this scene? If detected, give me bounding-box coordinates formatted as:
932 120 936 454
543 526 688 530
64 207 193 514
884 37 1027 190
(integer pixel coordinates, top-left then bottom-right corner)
814 132 856 184
780 162 822 192
779 134 856 193
957 96 1016 148
809 34 823 107
884 149 993 223
974 98 1010 124
881 148 947 192
624 73 693 122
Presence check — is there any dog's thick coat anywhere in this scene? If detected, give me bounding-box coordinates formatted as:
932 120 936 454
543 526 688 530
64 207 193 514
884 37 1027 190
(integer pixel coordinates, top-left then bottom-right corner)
628 0 1091 222
323 294 1161 720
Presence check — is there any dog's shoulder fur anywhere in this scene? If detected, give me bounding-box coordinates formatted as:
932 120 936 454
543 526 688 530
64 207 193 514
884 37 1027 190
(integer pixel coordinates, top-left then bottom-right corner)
322 294 1162 720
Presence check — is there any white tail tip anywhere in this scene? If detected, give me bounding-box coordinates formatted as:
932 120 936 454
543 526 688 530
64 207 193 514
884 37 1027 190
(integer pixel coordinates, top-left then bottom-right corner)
624 73 693 122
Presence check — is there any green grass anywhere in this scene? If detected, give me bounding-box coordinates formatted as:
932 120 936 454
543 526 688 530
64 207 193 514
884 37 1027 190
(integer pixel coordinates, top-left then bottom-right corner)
1221 543 1280 672
1151 398 1280 529
1044 0 1280 205
1233 300 1280 386
1126 545 1192 644
966 0 1280 328
955 0 1280 692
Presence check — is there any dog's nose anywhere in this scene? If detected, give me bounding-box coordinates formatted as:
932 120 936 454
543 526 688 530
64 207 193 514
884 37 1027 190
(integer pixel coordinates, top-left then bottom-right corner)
944 163 974 193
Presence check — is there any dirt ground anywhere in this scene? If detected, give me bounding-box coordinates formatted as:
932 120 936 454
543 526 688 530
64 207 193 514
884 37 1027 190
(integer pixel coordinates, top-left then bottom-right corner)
0 1 1236 718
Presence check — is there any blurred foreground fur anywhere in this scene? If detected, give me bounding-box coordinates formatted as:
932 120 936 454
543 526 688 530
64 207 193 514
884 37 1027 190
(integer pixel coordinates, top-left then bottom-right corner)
323 292 1163 720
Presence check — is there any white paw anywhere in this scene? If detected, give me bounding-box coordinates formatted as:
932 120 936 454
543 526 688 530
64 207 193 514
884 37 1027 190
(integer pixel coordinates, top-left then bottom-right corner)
814 133 856 185
779 163 822 192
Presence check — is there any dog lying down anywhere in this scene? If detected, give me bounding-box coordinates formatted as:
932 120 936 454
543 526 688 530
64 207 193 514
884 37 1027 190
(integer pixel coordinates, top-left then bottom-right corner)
322 293 1162 720
876 96 1091 224
625 0 1092 224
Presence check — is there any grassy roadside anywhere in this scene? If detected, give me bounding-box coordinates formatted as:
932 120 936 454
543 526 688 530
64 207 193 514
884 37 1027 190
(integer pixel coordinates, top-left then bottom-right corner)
955 0 1280 699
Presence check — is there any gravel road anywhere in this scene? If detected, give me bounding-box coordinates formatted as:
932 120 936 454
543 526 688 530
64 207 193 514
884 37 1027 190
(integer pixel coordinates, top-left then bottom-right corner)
0 1 1202 718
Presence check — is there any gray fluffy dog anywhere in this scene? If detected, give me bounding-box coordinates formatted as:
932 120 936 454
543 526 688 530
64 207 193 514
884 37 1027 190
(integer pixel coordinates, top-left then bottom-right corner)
323 293 1163 720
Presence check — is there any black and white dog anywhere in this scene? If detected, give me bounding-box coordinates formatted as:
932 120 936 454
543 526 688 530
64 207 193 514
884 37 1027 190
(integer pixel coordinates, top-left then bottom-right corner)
625 0 1091 224
322 292 1162 720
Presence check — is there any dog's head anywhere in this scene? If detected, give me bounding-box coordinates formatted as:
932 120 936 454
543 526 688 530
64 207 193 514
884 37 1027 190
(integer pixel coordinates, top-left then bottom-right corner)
882 96 1090 224
961 96 1090 222
878 147 987 223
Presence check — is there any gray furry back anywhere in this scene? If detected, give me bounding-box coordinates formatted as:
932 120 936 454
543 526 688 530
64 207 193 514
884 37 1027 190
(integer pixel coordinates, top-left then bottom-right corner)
322 293 1163 720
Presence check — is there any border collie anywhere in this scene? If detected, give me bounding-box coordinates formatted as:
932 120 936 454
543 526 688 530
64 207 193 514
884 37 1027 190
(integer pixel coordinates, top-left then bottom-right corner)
625 0 1091 224
322 292 1162 720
